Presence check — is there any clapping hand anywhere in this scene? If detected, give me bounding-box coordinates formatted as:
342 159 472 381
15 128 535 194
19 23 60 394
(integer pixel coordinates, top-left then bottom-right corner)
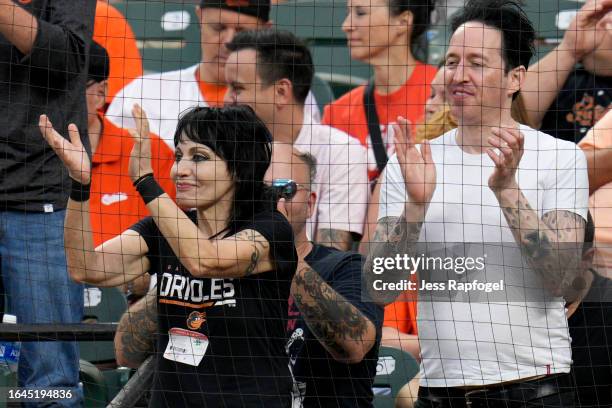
39 115 91 185
393 116 436 206
128 104 155 182
486 127 524 193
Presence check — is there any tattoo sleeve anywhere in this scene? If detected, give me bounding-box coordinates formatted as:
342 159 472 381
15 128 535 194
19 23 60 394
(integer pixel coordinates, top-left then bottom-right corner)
316 229 355 251
115 288 157 368
363 206 425 305
497 188 585 298
291 262 376 363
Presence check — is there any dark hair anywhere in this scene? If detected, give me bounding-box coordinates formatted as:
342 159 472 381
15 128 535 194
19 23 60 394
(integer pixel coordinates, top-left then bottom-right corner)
88 41 110 83
583 212 595 255
450 0 535 73
226 29 314 105
173 105 274 235
389 0 436 53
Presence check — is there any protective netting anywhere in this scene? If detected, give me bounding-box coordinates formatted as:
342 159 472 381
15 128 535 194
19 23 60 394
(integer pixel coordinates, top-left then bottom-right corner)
0 1 610 407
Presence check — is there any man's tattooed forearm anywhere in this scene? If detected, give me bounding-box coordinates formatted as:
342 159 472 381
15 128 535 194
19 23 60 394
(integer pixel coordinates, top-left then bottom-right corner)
499 191 585 296
118 289 157 366
292 264 372 360
363 215 423 304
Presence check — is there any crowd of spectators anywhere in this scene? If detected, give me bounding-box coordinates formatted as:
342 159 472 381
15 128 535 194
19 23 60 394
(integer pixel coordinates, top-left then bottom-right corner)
0 0 610 407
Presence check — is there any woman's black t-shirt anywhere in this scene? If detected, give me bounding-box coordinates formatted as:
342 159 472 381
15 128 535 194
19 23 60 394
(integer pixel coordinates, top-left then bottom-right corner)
130 210 297 407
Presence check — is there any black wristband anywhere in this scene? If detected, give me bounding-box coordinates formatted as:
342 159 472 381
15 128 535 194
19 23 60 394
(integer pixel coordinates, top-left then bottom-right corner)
70 178 91 202
135 175 165 205
133 172 154 187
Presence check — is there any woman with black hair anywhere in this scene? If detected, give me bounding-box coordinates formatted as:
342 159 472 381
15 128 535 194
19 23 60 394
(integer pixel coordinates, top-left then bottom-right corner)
39 104 297 407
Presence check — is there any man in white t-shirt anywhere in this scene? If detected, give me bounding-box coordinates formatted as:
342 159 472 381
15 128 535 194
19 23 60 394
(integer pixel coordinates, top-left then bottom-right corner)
365 1 589 406
105 0 320 148
224 29 368 251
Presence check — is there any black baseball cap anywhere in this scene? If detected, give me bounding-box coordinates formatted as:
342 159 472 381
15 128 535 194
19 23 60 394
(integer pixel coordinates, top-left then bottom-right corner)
88 41 110 83
199 0 271 22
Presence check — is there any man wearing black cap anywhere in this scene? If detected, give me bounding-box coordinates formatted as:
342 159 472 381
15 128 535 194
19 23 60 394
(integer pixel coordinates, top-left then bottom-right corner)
106 1 319 148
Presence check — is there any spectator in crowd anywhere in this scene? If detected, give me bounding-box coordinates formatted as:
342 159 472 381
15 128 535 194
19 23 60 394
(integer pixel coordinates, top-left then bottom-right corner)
224 29 369 250
269 144 383 407
106 0 321 150
114 143 384 407
322 0 438 182
324 0 437 253
415 67 457 143
94 0 143 105
41 105 297 407
579 109 612 275
0 0 96 405
380 61 549 408
566 213 612 408
86 41 175 247
522 0 612 143
365 1 589 407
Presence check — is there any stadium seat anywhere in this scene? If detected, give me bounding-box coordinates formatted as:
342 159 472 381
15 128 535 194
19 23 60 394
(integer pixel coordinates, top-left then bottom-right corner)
80 359 108 407
373 346 420 408
103 366 133 404
80 286 128 364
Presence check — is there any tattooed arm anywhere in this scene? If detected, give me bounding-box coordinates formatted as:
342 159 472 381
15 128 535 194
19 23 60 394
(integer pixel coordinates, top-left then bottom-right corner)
363 118 436 305
363 207 426 306
115 288 157 368
144 200 275 278
291 259 378 364
496 188 585 299
487 126 586 299
316 229 357 251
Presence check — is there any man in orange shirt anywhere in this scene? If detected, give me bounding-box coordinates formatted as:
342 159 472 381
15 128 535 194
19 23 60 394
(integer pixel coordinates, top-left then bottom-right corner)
86 42 175 247
94 0 143 105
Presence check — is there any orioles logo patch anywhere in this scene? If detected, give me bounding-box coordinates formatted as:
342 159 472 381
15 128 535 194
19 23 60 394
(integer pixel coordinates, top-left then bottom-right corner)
187 311 207 330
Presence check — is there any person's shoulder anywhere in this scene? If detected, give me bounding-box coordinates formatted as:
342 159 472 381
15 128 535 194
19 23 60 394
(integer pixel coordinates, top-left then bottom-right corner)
309 245 364 274
128 215 158 237
122 65 197 90
325 85 367 115
311 123 366 150
521 124 580 152
144 65 198 83
245 210 293 234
